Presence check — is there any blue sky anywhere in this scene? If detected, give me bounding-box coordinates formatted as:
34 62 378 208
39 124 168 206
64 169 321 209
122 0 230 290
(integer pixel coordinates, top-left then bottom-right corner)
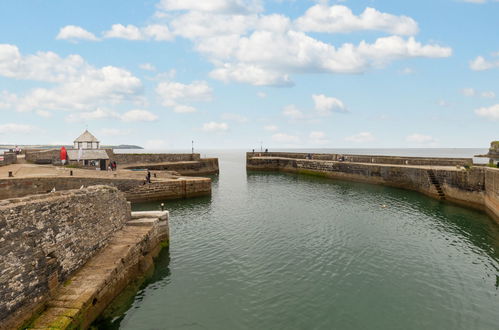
0 0 497 149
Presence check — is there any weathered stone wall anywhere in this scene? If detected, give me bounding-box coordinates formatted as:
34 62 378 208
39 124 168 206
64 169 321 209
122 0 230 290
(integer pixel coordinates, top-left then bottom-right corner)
25 149 60 164
125 158 219 175
0 177 141 200
0 152 17 166
125 178 212 202
247 152 472 166
484 168 499 221
106 150 200 164
247 157 498 222
0 176 211 202
0 186 130 329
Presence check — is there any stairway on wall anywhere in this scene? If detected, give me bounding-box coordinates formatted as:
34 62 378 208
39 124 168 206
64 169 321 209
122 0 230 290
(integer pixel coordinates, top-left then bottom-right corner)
427 169 446 200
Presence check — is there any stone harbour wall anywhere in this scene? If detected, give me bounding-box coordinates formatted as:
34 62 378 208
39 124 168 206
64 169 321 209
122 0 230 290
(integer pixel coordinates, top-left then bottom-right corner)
125 178 212 202
125 158 220 175
0 176 212 202
0 185 130 329
484 168 499 221
247 156 498 223
106 150 200 164
0 152 17 166
247 152 472 166
25 149 60 164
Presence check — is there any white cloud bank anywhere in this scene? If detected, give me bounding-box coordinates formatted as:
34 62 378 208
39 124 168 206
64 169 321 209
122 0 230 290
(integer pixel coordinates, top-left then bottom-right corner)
202 121 229 132
63 2 452 86
295 5 419 35
0 123 38 134
103 24 173 41
0 44 143 113
312 94 347 115
469 55 499 71
156 80 213 113
461 88 495 98
65 109 158 123
475 104 499 120
56 25 99 41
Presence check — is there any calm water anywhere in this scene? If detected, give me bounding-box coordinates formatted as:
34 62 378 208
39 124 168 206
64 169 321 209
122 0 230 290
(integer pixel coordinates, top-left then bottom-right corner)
97 150 499 330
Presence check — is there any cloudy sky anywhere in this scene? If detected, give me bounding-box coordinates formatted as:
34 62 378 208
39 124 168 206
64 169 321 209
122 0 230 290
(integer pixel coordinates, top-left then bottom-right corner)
0 0 497 149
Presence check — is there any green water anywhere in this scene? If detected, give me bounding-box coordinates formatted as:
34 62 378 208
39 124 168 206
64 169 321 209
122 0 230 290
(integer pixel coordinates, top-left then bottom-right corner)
96 152 499 330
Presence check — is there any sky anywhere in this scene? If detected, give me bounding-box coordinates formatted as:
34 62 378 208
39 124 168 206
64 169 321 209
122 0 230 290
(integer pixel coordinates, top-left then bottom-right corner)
0 0 498 150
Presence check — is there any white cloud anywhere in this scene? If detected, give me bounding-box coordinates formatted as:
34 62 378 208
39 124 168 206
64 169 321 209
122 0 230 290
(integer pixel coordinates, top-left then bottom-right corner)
461 88 495 98
65 108 157 123
461 0 498 3
65 108 118 122
139 63 156 71
282 104 305 120
156 0 262 14
221 113 248 123
475 104 499 120
272 132 300 143
257 91 267 98
461 88 476 97
145 139 168 149
264 125 278 131
481 91 496 98
0 44 87 82
0 44 143 112
202 121 229 132
295 5 419 35
209 63 293 86
406 133 436 144
156 80 212 113
35 110 52 118
345 132 374 143
56 25 99 41
89 4 449 87
0 123 38 134
437 99 450 107
100 128 132 136
201 31 451 86
309 131 329 145
121 109 158 122
173 105 197 113
399 67 415 75
312 94 347 115
103 24 173 41
470 55 499 71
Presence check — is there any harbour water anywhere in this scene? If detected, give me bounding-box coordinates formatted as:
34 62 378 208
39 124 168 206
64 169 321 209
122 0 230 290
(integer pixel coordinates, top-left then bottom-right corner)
98 149 498 329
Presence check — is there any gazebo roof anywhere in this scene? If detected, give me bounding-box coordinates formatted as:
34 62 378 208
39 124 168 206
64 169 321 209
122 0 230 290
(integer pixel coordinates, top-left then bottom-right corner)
74 130 99 143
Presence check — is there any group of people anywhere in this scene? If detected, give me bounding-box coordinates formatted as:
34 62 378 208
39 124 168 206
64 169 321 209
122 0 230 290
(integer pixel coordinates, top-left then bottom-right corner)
108 161 118 171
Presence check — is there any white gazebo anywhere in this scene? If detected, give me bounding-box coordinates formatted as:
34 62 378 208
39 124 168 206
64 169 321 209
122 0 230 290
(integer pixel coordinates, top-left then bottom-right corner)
74 130 100 150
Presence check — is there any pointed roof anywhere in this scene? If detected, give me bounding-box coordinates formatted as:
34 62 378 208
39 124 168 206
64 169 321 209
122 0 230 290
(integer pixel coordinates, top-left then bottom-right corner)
74 130 99 143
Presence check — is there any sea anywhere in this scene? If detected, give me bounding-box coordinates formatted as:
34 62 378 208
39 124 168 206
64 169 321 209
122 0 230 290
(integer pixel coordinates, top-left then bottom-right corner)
92 148 499 330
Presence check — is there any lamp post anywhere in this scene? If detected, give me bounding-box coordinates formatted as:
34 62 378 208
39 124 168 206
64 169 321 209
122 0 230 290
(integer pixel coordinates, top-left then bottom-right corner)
192 140 194 154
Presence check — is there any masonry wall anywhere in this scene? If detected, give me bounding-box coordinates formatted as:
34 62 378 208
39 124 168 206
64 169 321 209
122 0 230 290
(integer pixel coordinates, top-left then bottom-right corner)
125 178 212 202
484 168 499 221
125 158 219 175
0 176 212 202
106 150 200 164
247 152 472 166
0 186 130 329
25 149 60 164
0 152 17 166
247 157 498 222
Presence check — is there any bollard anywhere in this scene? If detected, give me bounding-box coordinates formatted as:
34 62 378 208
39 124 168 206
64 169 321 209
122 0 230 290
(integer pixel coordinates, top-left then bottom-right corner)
70 170 73 176
160 203 165 211
8 171 13 177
